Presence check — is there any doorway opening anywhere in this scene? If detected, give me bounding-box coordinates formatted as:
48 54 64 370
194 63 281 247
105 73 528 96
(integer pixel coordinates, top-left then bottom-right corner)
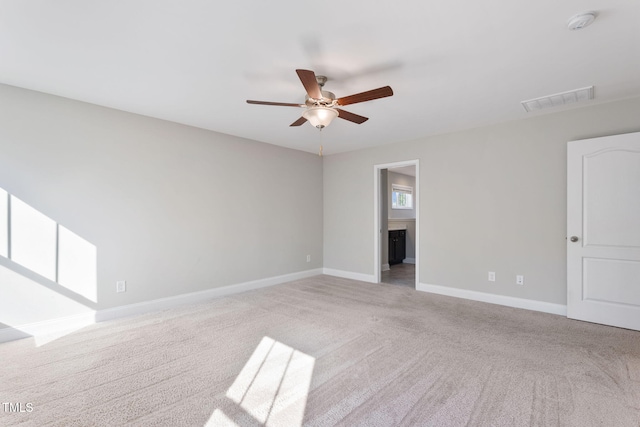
374 160 419 288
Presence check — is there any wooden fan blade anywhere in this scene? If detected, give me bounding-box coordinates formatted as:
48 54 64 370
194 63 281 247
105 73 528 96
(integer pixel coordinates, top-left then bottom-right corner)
335 108 369 124
247 100 302 107
337 86 393 106
296 69 322 99
290 117 308 127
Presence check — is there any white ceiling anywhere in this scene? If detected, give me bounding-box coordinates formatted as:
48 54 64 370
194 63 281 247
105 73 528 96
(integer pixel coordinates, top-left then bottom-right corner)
1 1 638 155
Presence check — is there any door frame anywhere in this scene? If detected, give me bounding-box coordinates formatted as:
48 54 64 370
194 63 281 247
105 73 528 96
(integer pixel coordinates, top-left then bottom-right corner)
373 159 419 286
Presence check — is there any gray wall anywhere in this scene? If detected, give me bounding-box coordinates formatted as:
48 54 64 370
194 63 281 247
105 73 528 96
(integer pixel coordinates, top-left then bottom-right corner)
0 84 323 328
324 97 640 305
3 80 639 329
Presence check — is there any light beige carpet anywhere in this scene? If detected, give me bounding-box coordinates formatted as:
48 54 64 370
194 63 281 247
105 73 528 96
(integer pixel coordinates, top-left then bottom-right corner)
1 275 639 426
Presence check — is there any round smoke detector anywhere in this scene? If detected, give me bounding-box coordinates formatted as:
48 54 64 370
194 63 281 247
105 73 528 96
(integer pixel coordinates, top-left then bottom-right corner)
567 11 597 30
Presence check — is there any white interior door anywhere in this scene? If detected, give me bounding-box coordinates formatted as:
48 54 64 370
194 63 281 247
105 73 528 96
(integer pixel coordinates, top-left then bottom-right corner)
567 132 640 331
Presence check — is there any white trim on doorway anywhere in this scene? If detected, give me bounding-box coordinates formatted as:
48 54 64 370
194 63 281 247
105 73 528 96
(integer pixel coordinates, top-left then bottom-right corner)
374 160 420 287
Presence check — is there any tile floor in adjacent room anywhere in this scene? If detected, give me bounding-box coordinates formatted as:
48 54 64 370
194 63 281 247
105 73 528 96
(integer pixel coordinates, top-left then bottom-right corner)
381 262 415 288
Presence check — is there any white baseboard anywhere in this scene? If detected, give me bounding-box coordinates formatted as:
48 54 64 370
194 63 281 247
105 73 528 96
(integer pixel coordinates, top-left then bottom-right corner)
0 311 97 345
97 268 323 323
382 264 390 272
323 268 376 283
0 268 324 344
417 283 567 316
0 270 567 345
404 258 416 264
0 328 29 343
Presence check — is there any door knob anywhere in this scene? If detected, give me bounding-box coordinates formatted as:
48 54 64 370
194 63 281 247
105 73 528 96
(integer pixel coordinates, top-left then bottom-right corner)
570 236 579 242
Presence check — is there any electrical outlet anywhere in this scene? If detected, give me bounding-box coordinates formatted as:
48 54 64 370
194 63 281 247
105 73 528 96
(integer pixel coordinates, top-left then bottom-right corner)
488 271 496 282
516 275 524 285
116 280 126 293
306 255 311 262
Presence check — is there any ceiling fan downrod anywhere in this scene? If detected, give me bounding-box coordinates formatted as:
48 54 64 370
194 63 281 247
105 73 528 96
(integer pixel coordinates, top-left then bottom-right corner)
315 75 327 88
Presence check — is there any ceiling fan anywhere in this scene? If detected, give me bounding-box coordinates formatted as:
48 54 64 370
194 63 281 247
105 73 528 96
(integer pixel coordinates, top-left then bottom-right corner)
246 69 393 129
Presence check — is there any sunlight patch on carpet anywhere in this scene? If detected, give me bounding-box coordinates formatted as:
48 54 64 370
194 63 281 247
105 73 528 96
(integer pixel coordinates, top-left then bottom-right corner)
214 336 315 426
205 409 240 427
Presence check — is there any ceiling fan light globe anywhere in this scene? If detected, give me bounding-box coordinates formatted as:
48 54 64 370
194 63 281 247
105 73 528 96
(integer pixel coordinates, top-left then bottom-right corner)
302 107 338 129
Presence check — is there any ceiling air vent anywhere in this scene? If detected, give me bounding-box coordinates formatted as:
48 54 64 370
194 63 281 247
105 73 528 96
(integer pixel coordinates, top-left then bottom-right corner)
521 86 594 112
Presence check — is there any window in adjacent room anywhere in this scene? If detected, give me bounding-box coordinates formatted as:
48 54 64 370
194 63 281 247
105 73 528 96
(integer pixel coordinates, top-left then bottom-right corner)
391 184 413 209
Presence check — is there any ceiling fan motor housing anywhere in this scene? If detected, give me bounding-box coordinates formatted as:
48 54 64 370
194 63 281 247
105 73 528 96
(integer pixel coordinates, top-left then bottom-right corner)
305 90 336 107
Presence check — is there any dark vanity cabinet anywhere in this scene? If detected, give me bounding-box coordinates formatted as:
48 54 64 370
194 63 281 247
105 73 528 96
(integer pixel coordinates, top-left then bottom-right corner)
388 229 406 265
